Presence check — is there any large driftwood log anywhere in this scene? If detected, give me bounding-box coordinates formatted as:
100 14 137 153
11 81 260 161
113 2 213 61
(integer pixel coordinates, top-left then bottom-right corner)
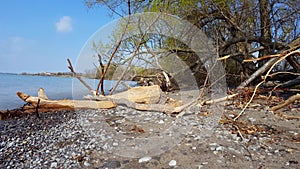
84 85 199 114
84 95 198 114
16 85 163 113
17 92 116 111
104 85 162 104
16 85 196 114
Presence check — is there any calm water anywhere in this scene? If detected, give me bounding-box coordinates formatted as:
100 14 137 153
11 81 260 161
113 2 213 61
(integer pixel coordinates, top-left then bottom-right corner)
0 73 136 110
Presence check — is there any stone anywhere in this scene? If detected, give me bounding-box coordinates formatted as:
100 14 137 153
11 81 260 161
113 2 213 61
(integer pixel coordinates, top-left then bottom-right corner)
102 161 121 168
138 156 152 163
216 146 225 151
169 160 177 167
158 120 165 124
50 162 57 168
84 161 91 167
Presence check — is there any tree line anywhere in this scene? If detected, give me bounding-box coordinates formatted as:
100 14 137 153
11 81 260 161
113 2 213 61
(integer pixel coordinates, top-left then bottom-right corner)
85 0 299 88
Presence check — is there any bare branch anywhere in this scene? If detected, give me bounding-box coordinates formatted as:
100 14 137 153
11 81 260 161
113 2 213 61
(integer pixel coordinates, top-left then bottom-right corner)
109 13 162 95
67 58 96 95
96 17 131 95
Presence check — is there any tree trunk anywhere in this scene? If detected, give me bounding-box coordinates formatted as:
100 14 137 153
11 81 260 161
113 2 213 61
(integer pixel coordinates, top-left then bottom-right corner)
259 0 272 56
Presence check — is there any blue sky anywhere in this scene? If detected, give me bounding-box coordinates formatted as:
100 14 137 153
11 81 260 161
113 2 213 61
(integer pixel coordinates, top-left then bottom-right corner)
0 0 115 73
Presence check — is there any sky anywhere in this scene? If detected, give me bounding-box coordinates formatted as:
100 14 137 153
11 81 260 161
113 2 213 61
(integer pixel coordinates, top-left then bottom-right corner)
0 0 115 73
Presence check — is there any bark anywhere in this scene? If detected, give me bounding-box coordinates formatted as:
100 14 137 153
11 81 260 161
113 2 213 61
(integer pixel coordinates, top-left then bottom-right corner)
278 76 300 88
259 0 272 45
286 55 300 72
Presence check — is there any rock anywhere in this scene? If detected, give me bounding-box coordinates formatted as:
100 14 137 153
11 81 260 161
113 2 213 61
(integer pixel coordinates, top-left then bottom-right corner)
169 160 177 167
209 143 218 146
158 120 165 124
248 117 256 122
216 146 225 151
138 156 152 163
50 162 57 168
197 164 204 168
102 160 121 168
84 161 91 167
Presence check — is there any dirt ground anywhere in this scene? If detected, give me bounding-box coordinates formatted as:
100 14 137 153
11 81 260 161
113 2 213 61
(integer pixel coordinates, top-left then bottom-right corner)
81 90 300 169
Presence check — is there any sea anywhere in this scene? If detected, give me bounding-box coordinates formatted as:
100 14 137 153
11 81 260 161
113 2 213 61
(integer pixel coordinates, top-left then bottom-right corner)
0 73 137 110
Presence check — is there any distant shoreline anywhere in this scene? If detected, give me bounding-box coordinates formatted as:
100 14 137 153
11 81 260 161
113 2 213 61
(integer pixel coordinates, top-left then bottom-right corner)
0 72 80 78
0 72 74 77
20 72 75 78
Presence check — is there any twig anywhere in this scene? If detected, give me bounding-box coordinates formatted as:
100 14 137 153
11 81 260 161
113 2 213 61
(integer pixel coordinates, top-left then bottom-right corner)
267 83 281 98
67 59 96 95
233 124 245 140
35 99 40 119
201 93 238 105
272 112 300 120
234 81 264 121
176 98 200 117
271 93 300 112
238 57 278 88
218 46 265 61
238 48 300 89
243 53 282 62
234 50 298 121
97 54 105 96
120 81 132 89
268 71 300 78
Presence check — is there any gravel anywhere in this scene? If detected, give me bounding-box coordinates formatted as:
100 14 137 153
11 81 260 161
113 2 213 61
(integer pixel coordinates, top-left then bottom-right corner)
1 103 299 168
0 105 216 168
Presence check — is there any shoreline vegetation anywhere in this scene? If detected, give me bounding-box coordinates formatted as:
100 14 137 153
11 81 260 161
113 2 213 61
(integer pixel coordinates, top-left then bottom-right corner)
20 72 77 78
0 72 76 78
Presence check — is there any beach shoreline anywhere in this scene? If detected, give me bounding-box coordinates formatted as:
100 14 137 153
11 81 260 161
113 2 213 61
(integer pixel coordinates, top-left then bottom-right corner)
1 97 299 168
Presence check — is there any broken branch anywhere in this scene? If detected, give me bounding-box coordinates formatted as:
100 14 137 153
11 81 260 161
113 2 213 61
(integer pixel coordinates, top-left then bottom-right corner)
67 58 96 95
270 93 300 112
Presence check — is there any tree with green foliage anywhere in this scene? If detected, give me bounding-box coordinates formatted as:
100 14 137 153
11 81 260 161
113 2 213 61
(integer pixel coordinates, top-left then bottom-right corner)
85 0 300 87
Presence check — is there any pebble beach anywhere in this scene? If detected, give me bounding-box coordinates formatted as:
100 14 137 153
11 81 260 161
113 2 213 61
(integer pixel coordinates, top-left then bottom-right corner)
1 102 299 168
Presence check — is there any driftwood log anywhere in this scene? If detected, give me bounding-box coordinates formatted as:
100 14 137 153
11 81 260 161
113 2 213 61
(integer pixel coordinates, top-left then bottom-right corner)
103 85 162 104
84 85 198 114
15 85 184 114
13 85 226 115
16 90 116 113
85 94 198 114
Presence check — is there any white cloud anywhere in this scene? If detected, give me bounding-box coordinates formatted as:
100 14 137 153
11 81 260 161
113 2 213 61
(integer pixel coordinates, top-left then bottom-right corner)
55 16 73 33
